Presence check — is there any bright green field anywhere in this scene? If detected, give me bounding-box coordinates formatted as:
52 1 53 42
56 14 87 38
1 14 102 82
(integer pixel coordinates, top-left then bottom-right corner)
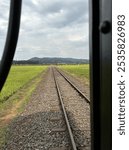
0 65 47 103
58 64 89 80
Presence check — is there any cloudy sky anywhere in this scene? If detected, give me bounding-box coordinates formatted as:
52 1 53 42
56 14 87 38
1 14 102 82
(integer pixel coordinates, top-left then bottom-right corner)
0 0 89 60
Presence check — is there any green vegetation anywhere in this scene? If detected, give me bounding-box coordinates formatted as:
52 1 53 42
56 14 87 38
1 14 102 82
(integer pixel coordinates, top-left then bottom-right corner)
0 64 89 148
0 65 47 148
58 64 89 80
0 65 47 103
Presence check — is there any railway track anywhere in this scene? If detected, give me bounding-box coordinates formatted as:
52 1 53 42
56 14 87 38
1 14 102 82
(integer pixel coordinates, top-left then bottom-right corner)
52 67 91 150
55 68 90 104
4 67 90 150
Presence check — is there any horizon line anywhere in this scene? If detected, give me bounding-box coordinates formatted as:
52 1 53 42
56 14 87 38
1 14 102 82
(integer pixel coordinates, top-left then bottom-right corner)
13 56 89 61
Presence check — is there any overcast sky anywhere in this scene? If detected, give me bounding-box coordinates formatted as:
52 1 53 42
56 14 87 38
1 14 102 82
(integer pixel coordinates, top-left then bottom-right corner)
0 0 89 60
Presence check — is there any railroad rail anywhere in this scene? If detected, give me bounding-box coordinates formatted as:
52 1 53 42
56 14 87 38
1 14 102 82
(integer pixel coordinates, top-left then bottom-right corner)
4 67 90 149
52 68 77 150
55 67 90 104
52 67 90 149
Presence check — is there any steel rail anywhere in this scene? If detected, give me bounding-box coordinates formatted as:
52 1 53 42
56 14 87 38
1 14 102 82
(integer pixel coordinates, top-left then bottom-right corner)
52 68 77 150
55 68 90 104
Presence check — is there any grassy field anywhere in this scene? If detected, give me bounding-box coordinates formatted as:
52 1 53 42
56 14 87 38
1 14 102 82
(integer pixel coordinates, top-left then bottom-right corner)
58 64 89 80
0 65 47 103
0 64 89 147
0 65 48 148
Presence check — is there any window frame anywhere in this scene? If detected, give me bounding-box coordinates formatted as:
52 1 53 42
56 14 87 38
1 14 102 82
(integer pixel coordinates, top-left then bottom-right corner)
90 0 112 149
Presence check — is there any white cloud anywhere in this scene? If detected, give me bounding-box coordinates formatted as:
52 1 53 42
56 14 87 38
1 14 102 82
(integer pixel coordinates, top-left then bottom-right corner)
0 0 89 60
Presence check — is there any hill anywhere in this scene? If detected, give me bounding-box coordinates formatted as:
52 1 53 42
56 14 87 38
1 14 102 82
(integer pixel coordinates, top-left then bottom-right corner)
13 57 89 64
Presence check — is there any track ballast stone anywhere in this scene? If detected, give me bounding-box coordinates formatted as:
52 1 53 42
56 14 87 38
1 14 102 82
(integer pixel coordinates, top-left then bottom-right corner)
3 67 90 150
55 70 91 149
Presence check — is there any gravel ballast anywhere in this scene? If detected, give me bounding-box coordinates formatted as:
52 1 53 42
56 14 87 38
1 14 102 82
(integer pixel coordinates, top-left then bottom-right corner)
54 69 91 150
3 67 90 150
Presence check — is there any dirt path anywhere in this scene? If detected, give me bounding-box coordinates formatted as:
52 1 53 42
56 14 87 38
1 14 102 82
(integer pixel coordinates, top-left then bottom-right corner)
2 67 90 150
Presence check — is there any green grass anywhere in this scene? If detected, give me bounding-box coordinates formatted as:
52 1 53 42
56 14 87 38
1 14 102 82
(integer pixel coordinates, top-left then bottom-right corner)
0 65 48 148
58 64 89 80
0 72 46 148
0 65 47 103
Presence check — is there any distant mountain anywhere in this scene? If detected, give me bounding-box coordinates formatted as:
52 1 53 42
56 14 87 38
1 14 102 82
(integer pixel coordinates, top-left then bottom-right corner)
13 57 89 64
27 57 89 64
